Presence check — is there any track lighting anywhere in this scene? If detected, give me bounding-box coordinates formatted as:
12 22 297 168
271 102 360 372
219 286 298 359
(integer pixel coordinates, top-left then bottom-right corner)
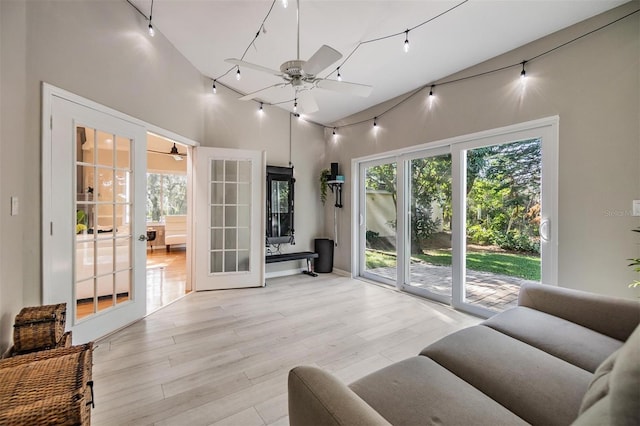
337 67 342 82
236 67 241 80
259 102 264 113
429 85 434 97
332 128 337 136
404 30 410 53
148 0 155 37
373 117 377 127
212 80 217 94
293 99 298 113
520 61 527 79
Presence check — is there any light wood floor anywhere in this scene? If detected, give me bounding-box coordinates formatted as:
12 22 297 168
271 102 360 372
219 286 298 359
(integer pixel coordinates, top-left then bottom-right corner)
92 274 480 426
146 248 189 314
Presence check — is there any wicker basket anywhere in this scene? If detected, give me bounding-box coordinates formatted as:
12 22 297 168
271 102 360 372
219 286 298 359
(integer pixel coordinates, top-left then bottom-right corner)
0 343 94 425
13 303 67 353
2 331 73 359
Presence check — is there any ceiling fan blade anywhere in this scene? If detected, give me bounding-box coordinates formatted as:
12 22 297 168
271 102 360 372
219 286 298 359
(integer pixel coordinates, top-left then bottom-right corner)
316 79 373 98
225 58 283 77
239 84 286 101
297 91 319 114
302 45 342 76
147 149 186 160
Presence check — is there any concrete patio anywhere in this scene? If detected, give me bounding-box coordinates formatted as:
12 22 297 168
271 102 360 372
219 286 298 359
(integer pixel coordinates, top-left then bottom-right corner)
368 260 539 312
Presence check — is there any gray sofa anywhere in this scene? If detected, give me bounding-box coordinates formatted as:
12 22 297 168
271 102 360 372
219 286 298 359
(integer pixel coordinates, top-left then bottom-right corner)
288 283 640 425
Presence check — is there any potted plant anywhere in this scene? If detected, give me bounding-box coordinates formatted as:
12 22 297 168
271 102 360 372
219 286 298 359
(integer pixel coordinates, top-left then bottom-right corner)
320 169 331 205
76 210 88 234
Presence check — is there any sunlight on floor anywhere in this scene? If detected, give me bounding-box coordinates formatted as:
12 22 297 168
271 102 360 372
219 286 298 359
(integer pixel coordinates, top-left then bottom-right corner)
146 247 188 314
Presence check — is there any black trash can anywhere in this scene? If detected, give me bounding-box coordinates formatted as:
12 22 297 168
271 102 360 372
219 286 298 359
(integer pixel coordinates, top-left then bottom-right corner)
314 238 334 273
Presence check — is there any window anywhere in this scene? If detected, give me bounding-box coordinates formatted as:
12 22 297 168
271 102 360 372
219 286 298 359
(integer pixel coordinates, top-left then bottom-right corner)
146 173 187 222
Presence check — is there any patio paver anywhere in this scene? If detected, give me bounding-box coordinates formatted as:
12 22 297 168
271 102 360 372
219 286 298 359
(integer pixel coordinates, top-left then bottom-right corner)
368 261 538 313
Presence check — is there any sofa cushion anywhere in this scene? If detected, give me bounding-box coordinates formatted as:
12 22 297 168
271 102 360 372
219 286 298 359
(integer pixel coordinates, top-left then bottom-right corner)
578 348 618 413
421 325 593 426
349 356 527 426
609 325 640 424
572 397 611 426
483 306 623 372
573 325 640 425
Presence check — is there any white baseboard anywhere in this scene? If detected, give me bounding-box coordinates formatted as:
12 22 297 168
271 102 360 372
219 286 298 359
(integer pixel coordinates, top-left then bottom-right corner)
332 268 351 277
265 268 303 279
265 267 351 279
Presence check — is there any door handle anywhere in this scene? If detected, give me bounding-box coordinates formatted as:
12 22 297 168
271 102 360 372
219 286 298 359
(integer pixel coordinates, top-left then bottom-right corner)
539 219 550 242
138 234 148 241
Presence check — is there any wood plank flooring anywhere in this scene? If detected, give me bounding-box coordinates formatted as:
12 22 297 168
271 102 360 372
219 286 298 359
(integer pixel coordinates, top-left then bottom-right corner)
92 273 480 426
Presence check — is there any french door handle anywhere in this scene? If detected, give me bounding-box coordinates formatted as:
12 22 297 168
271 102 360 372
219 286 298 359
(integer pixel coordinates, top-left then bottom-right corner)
539 219 550 242
138 234 148 241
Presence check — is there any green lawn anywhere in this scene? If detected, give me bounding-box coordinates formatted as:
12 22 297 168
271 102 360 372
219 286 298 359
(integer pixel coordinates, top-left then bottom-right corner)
366 249 540 281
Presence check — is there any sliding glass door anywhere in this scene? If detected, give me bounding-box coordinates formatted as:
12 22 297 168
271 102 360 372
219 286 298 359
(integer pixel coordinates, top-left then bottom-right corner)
356 118 558 317
403 149 453 304
458 138 543 313
359 160 398 285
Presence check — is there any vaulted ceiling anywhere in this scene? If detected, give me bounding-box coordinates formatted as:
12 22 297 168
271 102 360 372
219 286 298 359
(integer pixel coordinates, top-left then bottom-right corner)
130 0 626 125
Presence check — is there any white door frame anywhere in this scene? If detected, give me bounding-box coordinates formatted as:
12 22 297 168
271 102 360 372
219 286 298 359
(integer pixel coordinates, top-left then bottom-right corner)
351 116 559 317
42 83 199 341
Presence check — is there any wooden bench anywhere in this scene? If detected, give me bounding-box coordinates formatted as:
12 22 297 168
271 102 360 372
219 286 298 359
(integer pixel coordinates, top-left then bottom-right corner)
265 251 319 277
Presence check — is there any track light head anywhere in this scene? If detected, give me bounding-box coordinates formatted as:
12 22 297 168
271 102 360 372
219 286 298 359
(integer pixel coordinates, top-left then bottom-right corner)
337 67 342 82
212 80 217 94
148 22 155 37
520 61 527 79
373 117 377 127
236 67 241 80
429 85 434 97
293 99 298 113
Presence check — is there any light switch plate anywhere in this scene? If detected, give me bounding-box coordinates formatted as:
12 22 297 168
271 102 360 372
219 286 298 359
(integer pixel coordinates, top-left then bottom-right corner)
633 200 640 217
10 196 19 216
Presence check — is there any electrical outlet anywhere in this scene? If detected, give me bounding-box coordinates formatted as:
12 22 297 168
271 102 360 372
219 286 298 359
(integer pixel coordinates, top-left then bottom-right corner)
633 200 640 217
11 196 19 216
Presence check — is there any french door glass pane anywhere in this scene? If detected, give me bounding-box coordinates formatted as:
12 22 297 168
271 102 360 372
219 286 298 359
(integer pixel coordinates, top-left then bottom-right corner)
210 158 252 274
364 162 397 281
407 154 452 297
75 125 133 321
464 139 542 312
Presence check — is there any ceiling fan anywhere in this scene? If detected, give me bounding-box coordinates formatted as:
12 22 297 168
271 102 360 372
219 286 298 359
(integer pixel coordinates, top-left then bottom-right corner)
225 0 372 114
148 143 186 161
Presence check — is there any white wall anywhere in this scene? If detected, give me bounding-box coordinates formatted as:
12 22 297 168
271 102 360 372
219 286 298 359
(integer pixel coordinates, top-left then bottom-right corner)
0 0 28 356
325 3 640 299
0 0 326 352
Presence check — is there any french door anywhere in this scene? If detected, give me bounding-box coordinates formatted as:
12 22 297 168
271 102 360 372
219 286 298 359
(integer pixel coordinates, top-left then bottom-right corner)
194 147 265 290
357 118 558 317
43 87 148 343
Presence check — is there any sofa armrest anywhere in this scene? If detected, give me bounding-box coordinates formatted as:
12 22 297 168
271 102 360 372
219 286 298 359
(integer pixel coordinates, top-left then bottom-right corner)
288 366 391 426
518 283 640 341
